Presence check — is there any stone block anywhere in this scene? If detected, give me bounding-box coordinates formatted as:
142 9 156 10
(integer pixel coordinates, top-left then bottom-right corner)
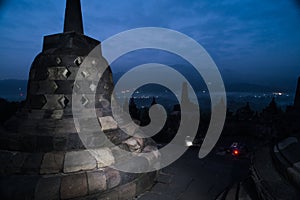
106 131 131 145
66 133 84 150
119 122 139 136
36 136 54 152
51 110 64 119
135 172 157 195
60 173 88 199
90 148 115 168
53 137 67 151
35 177 61 200
105 168 121 189
87 171 107 194
117 182 136 200
40 152 64 174
22 153 43 174
98 116 118 132
123 137 141 152
64 150 96 173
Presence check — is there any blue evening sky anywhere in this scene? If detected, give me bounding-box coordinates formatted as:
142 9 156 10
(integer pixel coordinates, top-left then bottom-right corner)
0 0 300 89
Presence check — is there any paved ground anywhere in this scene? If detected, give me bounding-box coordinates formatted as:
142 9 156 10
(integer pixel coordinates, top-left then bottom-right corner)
137 145 251 200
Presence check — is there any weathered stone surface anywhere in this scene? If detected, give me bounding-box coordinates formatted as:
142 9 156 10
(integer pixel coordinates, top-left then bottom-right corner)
287 167 300 188
36 120 56 134
47 67 70 80
87 171 107 194
106 131 131 145
117 182 136 200
294 161 300 172
55 118 77 135
36 136 54 152
156 174 172 184
40 152 64 174
36 80 58 94
278 137 298 150
51 110 64 119
76 118 100 132
123 137 141 152
119 171 139 185
90 148 115 168
27 109 46 119
0 151 27 174
66 133 84 150
35 176 61 200
100 190 119 200
119 122 139 136
42 94 65 110
64 150 96 173
141 146 160 170
60 173 88 199
98 116 118 132
105 168 121 189
22 153 43 174
238 184 252 200
53 137 67 151
136 172 157 195
0 175 40 200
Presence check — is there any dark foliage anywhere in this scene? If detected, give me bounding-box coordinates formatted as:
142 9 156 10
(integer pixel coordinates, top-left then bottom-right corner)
0 98 22 124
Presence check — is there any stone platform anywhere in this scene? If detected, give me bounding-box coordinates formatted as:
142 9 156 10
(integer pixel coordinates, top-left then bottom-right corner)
215 136 300 200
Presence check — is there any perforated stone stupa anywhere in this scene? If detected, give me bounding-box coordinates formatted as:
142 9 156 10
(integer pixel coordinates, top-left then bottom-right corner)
0 0 157 199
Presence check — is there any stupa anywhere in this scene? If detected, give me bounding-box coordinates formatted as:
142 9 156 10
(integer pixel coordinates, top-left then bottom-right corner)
0 0 157 199
294 77 300 110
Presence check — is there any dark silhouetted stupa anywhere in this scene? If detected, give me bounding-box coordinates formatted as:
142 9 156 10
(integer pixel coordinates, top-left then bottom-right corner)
0 0 157 199
294 77 300 110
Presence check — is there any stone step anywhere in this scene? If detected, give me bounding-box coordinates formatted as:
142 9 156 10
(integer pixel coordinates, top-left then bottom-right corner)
0 170 157 200
251 147 300 200
272 138 300 190
225 182 239 200
215 190 227 200
215 178 258 200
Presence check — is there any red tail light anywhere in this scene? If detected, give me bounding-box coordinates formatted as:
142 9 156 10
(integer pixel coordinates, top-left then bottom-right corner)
233 150 239 156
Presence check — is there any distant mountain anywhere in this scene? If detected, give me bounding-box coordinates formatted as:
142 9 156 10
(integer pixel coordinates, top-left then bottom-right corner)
226 83 287 93
113 71 288 93
0 79 288 97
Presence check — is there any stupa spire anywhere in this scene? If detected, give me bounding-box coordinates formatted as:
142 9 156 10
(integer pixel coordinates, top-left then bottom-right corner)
64 0 84 34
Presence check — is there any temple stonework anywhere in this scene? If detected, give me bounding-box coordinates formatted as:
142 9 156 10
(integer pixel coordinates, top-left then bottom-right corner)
0 0 157 199
294 77 300 110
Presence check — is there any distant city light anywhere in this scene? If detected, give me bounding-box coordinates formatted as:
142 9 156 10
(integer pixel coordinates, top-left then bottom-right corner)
186 141 193 147
185 136 193 147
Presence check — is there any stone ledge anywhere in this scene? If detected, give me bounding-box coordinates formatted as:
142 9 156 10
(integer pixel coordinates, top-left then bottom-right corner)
0 169 157 200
